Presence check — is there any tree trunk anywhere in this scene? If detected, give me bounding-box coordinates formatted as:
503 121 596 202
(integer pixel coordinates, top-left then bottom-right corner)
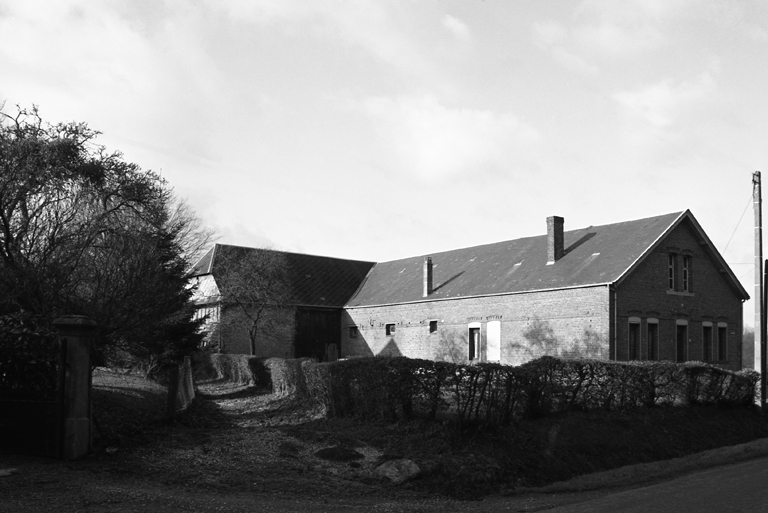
249 323 257 356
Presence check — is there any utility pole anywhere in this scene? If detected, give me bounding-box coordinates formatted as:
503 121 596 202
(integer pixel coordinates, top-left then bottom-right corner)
754 171 766 412
763 259 767 412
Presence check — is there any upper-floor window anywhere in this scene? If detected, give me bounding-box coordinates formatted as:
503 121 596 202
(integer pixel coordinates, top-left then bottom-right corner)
349 326 359 338
668 253 677 290
429 320 438 333
385 323 396 336
682 255 691 292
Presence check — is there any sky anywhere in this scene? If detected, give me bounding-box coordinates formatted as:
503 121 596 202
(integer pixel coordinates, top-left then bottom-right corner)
1 0 767 326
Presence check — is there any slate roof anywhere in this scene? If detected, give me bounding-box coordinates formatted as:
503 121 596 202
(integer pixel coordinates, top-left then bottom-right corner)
191 244 375 308
346 210 748 307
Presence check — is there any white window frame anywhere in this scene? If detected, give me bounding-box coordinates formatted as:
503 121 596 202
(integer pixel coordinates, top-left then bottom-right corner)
468 321 481 362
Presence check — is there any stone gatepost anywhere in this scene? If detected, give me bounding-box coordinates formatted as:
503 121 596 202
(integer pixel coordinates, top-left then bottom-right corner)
54 315 96 460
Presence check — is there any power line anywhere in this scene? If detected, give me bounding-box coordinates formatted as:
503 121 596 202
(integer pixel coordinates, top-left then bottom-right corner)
722 193 753 254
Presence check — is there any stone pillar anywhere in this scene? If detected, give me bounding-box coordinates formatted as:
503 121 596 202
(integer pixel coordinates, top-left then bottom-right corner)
54 315 96 460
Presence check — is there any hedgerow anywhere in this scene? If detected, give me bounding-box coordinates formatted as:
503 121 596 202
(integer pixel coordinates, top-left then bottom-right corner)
301 356 760 428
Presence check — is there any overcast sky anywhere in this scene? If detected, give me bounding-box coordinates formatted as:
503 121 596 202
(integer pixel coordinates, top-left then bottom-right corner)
1 1 767 326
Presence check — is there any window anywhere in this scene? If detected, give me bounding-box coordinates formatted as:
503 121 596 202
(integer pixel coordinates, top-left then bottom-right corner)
628 318 640 360
682 255 691 292
468 326 480 361
702 323 713 362
647 319 659 361
429 320 438 333
717 323 727 361
349 326 358 338
668 253 678 290
385 323 396 336
676 320 688 363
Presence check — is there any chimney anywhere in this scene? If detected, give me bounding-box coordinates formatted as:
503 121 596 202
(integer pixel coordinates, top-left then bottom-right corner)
547 216 564 265
423 257 433 297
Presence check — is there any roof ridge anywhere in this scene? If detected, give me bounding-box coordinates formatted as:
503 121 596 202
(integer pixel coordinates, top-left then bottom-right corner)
212 243 374 264
373 210 686 266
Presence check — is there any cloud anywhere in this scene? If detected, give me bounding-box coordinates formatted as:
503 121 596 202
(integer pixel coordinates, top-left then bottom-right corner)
360 95 539 181
613 72 716 128
533 20 598 74
204 0 431 75
572 20 664 55
532 1 690 73
550 47 599 75
442 14 470 42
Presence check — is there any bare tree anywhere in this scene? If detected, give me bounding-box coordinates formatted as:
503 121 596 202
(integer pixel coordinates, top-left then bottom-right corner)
215 248 291 355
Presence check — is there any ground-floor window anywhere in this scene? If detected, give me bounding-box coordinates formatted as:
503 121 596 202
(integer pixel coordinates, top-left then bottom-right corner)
676 320 688 363
647 318 659 360
468 323 480 361
717 323 727 361
628 317 640 360
702 322 713 362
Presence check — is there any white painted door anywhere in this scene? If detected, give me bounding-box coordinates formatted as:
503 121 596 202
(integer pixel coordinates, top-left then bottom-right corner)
487 321 501 362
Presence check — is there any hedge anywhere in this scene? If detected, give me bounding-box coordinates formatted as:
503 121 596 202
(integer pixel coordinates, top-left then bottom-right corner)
302 356 760 428
192 352 269 386
192 352 760 429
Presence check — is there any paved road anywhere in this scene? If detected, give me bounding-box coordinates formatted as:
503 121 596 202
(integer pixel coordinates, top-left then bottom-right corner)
547 456 768 512
4 450 768 512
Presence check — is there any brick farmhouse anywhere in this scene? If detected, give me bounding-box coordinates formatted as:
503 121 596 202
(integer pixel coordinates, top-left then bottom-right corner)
192 210 748 370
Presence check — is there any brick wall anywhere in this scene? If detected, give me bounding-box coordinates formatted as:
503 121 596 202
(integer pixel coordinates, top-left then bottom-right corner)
615 221 743 370
342 285 611 366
